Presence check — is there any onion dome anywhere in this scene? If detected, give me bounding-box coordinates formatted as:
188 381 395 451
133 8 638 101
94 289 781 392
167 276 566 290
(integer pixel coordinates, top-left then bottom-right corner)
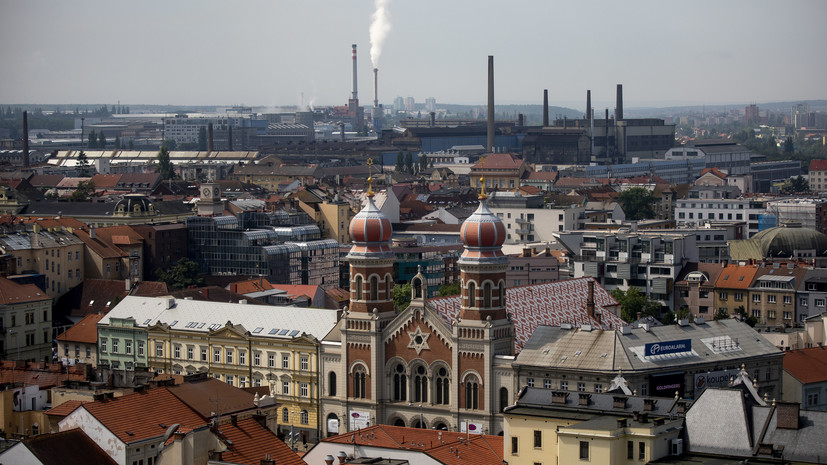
459 198 506 263
348 194 392 257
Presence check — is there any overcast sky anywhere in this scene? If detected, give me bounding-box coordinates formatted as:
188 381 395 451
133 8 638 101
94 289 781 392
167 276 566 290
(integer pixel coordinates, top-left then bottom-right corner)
1 0 825 110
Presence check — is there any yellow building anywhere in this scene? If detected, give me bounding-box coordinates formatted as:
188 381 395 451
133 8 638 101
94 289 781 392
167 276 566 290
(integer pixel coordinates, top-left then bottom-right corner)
504 387 687 465
470 152 532 191
98 296 339 443
298 188 354 244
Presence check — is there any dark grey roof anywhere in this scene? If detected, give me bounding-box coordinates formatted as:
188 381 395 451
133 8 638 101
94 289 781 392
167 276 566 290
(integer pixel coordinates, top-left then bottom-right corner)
509 386 687 418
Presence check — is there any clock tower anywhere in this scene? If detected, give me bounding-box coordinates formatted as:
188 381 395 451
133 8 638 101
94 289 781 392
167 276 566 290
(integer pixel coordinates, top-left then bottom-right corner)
197 182 224 216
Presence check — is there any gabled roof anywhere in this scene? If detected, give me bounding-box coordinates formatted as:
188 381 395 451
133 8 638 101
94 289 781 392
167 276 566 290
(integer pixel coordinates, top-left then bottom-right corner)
429 277 622 352
699 166 728 180
215 418 305 465
61 279 130 318
90 174 122 189
167 377 256 418
15 428 118 465
56 313 105 344
0 276 49 304
45 400 88 417
783 346 827 384
72 388 206 444
714 264 760 290
809 159 827 171
471 152 524 171
29 174 65 188
526 171 559 181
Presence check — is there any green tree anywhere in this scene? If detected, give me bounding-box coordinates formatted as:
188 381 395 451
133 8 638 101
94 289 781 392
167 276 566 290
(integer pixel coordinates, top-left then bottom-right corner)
714 308 729 320
617 187 657 220
395 151 404 172
783 136 794 154
98 131 106 149
418 154 428 174
437 281 461 296
198 126 208 151
76 150 92 177
114 136 121 149
162 138 178 151
156 258 205 290
611 287 661 323
88 130 97 148
69 180 95 201
393 283 412 311
783 175 809 194
404 152 413 174
157 145 175 180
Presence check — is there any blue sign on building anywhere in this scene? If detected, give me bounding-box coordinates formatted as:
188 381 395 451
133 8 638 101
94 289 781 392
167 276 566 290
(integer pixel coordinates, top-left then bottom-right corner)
645 339 692 357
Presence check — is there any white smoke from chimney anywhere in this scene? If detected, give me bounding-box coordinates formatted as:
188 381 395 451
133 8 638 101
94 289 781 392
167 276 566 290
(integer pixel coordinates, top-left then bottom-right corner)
369 0 391 68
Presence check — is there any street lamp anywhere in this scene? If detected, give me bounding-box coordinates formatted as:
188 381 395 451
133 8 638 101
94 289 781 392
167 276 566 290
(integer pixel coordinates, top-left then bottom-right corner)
290 410 296 452
409 402 424 428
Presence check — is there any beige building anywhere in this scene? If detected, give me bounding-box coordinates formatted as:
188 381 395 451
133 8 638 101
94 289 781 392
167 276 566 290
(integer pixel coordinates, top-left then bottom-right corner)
99 296 340 443
0 278 53 362
298 190 354 244
0 224 85 299
56 314 104 367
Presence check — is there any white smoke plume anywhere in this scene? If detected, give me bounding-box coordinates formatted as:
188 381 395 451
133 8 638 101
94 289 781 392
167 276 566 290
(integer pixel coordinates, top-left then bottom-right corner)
369 0 391 68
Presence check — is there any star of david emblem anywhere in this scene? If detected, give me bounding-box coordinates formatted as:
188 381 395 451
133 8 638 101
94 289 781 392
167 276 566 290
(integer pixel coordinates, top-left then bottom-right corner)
407 326 431 355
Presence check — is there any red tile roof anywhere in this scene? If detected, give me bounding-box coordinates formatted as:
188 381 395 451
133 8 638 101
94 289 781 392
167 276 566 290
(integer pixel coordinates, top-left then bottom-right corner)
0 361 87 386
228 278 274 294
0 276 49 304
714 264 760 290
90 174 122 189
167 377 257 418
20 428 118 465
130 280 169 296
471 152 524 170
783 347 827 384
699 167 728 180
29 174 66 188
56 314 104 344
429 277 622 352
526 171 559 181
217 418 306 465
809 159 827 171
46 399 88 417
68 279 130 318
76 387 205 444
322 425 504 465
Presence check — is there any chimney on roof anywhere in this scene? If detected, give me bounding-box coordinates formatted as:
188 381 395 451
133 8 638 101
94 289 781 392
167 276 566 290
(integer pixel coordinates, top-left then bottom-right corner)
337 451 347 464
207 123 214 152
776 402 800 429
22 111 30 168
543 89 549 127
587 279 596 319
260 458 275 465
230 414 237 426
90 228 96 240
324 455 335 465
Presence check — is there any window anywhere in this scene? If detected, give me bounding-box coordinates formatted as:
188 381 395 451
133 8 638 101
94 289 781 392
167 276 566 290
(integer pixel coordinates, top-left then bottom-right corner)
807 392 819 407
467 281 476 307
112 339 119 353
225 375 234 386
282 353 289 369
300 410 309 424
628 440 634 459
435 367 450 405
752 294 761 303
268 353 275 367
254 352 261 366
282 408 289 423
300 382 308 397
239 350 246 365
393 363 407 401
561 381 568 390
465 376 479 409
155 342 163 357
527 377 535 387
214 348 220 363
125 340 132 355
577 382 585 392
511 437 518 455
329 372 337 396
354 275 363 300
414 365 428 402
735 292 743 301
783 295 792 304
639 442 646 460
816 298 825 308
283 380 290 395
768 310 776 319
533 430 542 449
173 345 181 358
783 311 792 320
353 366 366 399
768 295 776 303
580 441 589 460
543 379 552 389
300 355 309 370
200 347 206 361
594 384 603 393
226 349 233 364
719 292 728 300
137 341 144 356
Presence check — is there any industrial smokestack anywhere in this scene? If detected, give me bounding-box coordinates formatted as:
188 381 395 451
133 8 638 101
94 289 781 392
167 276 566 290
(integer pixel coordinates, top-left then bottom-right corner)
518 113 524 127
586 90 592 121
352 44 358 101
616 84 623 121
207 123 214 152
373 68 379 109
543 89 549 127
228 126 233 151
22 111 29 167
487 56 495 152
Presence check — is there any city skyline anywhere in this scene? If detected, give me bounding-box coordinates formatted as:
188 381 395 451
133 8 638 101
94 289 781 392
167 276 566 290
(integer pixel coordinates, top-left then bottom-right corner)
1 0 826 109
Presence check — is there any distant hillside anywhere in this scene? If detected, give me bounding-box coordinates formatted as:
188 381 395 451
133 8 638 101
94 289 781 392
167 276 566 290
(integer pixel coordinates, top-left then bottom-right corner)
626 100 827 118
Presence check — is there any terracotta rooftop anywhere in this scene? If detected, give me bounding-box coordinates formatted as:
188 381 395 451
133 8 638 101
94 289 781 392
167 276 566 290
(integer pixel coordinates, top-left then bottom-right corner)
227 278 274 294
45 399 88 417
0 276 49 304
167 376 257 418
216 417 306 465
809 159 827 171
130 280 169 296
783 346 827 384
714 264 761 290
74 387 206 444
470 152 524 171
322 425 504 465
56 313 105 344
90 174 122 189
17 428 118 465
0 361 86 386
699 167 728 180
429 277 623 352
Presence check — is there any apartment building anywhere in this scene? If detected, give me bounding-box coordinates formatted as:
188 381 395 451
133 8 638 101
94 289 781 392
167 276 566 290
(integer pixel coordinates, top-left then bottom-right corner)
676 197 777 237
98 296 339 443
488 191 584 244
713 264 760 319
748 265 807 328
0 277 52 362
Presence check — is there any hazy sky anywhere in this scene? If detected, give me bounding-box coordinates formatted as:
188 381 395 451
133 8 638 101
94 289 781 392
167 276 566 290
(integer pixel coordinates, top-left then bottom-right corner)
2 0 825 109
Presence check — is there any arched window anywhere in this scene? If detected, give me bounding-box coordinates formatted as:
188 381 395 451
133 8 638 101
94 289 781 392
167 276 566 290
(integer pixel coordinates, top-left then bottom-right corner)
353 366 366 399
413 277 422 299
300 410 309 424
465 376 479 410
483 282 492 308
386 275 393 299
328 371 337 397
468 282 476 307
499 280 506 307
499 387 509 412
370 276 378 301
435 367 450 405
393 418 406 427
282 407 289 423
393 364 407 401
355 275 363 300
414 365 428 403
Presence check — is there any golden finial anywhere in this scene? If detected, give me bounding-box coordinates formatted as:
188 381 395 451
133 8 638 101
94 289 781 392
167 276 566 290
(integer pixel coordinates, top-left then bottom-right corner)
478 156 487 200
366 158 375 197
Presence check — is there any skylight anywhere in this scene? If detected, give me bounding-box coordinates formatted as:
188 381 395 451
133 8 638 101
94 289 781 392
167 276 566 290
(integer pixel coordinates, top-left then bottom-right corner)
269 328 279 335
253 327 264 333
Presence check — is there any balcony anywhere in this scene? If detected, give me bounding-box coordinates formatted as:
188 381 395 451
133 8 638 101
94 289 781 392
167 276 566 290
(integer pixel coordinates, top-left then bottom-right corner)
516 228 532 235
515 217 530 224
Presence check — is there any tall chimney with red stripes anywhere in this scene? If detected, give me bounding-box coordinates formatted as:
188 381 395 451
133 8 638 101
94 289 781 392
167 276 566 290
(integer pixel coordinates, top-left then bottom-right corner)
487 55 495 152
22 111 30 167
352 44 359 101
